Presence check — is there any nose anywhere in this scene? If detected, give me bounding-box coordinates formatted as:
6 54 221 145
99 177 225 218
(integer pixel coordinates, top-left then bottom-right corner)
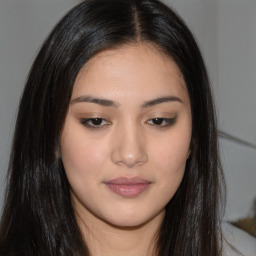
111 123 148 168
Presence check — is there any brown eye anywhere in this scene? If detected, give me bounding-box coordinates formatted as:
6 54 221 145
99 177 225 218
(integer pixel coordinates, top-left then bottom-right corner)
80 118 110 129
90 118 104 126
151 118 165 125
147 117 177 128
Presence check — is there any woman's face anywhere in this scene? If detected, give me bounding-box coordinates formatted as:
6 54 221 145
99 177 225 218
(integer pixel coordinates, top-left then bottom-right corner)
60 44 192 228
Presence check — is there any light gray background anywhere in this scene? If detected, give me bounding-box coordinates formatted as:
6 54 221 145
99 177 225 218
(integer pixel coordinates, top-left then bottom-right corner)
1 0 256 224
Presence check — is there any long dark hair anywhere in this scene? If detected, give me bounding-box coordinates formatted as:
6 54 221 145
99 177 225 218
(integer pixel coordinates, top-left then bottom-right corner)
0 0 225 255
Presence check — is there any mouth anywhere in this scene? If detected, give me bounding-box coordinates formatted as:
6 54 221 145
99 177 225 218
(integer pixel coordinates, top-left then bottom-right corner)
104 177 152 198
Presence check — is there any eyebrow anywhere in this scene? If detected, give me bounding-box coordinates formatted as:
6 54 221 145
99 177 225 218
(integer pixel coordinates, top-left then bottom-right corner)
141 96 183 108
71 95 182 108
71 96 120 108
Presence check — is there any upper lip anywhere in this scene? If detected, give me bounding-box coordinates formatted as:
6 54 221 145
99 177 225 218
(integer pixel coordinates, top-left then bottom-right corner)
104 177 151 185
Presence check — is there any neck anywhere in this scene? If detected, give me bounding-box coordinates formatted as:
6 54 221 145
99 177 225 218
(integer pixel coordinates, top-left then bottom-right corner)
76 209 164 256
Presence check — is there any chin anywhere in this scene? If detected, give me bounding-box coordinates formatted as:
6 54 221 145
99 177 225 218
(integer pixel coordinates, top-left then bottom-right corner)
106 219 150 229
102 208 165 229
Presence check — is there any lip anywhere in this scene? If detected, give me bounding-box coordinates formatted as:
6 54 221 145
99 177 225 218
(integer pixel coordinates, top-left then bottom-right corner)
104 177 152 198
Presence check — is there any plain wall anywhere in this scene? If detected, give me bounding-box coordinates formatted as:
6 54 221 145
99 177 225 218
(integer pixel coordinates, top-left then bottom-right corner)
217 0 256 220
0 0 255 224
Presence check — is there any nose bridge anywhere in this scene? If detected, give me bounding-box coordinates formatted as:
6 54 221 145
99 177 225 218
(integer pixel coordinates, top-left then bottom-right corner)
111 119 148 167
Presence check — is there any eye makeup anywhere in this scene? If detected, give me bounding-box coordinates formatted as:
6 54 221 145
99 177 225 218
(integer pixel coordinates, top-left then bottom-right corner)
146 116 177 128
79 115 178 131
80 118 111 129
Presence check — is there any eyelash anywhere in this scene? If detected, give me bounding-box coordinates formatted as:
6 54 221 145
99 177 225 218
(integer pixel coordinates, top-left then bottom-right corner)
80 117 177 130
80 118 111 129
147 117 177 128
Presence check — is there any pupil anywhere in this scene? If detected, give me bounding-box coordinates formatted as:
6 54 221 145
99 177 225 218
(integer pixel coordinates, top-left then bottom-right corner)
153 118 163 125
92 118 102 125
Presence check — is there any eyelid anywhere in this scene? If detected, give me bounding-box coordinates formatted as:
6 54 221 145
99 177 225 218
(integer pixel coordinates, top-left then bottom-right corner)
78 112 178 130
146 116 177 128
80 118 111 130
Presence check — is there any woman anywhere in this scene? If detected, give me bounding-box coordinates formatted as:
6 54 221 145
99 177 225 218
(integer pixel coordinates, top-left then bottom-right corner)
0 0 225 255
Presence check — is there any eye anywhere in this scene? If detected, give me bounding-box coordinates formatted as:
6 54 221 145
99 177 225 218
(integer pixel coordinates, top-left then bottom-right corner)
147 117 177 128
80 118 111 129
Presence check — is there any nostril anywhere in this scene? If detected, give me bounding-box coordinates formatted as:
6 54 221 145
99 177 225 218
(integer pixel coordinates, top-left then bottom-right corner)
111 144 148 168
110 126 148 167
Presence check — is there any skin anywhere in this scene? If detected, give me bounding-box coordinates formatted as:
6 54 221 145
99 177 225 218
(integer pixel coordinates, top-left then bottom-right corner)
60 43 192 256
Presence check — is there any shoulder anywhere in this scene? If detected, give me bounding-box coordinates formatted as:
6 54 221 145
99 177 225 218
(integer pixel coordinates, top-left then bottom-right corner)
222 222 256 256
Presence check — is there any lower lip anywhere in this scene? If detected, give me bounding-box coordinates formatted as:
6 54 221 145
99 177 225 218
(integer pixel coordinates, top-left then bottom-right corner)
105 183 151 198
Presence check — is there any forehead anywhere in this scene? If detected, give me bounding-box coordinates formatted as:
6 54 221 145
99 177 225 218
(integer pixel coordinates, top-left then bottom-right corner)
72 43 188 103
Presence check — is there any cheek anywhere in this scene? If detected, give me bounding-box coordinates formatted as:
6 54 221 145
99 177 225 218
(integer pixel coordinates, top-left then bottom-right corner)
154 135 190 168
152 133 190 190
60 128 109 180
60 135 110 204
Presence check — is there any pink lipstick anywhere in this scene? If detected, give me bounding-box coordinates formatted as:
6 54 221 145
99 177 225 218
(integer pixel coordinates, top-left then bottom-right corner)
104 177 151 198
